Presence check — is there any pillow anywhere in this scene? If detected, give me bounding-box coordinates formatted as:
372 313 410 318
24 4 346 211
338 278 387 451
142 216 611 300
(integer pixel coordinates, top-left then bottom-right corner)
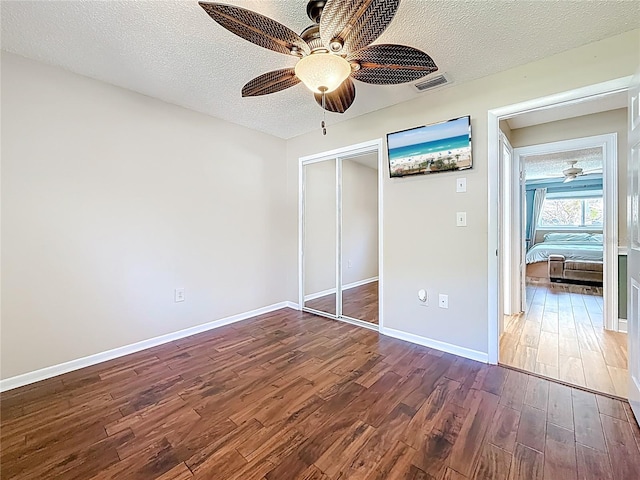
543 233 593 243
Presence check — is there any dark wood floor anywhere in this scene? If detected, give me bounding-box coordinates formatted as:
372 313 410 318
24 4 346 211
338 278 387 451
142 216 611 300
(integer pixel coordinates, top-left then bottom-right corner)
305 281 379 324
343 282 379 325
1 308 639 479
305 292 338 316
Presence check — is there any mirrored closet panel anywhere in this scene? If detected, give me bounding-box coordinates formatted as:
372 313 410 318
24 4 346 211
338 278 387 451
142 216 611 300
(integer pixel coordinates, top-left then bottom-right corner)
301 147 380 328
303 159 337 316
341 153 379 324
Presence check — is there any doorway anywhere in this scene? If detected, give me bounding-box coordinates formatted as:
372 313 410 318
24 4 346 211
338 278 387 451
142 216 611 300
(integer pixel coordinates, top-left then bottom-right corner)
500 133 627 397
488 77 632 399
299 139 383 330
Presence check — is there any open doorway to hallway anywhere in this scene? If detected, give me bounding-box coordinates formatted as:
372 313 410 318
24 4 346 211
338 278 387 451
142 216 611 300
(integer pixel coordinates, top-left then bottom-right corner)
497 97 629 398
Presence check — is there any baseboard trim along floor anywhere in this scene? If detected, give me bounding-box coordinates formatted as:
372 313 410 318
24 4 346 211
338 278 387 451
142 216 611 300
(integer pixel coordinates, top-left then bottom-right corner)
380 326 489 363
0 300 299 392
1 299 491 392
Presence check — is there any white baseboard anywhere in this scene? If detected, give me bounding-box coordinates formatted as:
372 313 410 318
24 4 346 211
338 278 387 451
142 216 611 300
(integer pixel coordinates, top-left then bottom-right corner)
380 327 489 363
344 276 379 290
304 276 379 301
0 301 295 393
304 287 335 302
284 301 300 310
619 318 628 333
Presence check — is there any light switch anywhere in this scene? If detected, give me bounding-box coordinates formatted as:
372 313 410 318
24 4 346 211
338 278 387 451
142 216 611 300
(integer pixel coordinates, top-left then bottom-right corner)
456 178 467 193
175 288 185 302
456 212 467 227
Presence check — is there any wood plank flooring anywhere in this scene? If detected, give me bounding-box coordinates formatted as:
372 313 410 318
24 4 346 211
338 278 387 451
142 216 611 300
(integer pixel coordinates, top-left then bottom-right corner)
305 291 338 315
500 282 627 398
305 281 379 325
2 308 639 479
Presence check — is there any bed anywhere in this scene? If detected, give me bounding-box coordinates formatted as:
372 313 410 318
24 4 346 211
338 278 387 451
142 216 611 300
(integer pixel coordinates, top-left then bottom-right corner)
525 232 603 283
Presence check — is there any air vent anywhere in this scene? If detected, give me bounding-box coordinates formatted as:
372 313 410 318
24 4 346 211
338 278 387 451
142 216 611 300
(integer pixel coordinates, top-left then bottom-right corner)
414 74 449 92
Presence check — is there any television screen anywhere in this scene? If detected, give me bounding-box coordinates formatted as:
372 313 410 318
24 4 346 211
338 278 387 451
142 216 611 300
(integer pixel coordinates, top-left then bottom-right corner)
387 115 472 178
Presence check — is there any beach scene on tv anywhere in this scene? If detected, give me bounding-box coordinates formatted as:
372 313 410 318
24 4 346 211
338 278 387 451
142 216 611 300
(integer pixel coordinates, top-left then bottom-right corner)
388 116 472 177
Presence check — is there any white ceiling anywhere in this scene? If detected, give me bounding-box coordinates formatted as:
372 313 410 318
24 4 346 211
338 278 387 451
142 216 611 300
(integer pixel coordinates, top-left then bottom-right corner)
2 1 638 139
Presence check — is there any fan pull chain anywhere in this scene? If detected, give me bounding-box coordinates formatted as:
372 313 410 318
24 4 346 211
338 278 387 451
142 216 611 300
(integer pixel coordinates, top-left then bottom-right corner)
321 88 327 136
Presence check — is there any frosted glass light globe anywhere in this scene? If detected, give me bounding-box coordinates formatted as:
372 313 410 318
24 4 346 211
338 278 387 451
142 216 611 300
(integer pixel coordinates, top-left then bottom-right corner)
294 52 351 94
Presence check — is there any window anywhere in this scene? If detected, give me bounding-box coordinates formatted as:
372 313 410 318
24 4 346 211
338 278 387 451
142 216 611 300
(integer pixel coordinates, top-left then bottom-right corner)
539 196 603 227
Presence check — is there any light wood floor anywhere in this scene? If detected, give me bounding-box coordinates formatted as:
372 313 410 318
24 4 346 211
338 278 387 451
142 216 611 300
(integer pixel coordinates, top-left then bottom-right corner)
500 282 628 398
305 281 379 325
2 309 639 479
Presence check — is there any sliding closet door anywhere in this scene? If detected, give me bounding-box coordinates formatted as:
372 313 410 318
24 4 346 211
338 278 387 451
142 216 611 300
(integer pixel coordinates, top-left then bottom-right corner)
303 159 337 316
340 154 379 324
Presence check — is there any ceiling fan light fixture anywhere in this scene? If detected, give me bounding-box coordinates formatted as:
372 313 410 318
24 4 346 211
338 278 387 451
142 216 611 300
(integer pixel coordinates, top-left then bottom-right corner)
294 52 351 94
563 174 577 183
199 0 438 116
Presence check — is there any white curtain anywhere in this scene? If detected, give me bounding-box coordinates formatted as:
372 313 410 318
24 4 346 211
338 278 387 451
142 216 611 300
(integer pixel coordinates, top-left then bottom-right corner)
528 188 547 249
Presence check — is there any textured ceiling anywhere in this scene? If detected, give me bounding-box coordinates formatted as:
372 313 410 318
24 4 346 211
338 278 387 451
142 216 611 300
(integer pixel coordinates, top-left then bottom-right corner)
2 1 639 139
524 147 603 180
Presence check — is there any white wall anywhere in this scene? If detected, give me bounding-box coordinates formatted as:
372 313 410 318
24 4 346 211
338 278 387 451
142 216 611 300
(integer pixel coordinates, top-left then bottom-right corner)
286 29 640 356
510 108 628 244
1 53 288 379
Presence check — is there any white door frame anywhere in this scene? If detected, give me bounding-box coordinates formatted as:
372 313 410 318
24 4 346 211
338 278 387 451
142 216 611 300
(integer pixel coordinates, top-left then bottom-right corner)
519 149 527 313
500 132 519 318
512 134 618 327
487 76 631 364
298 138 384 331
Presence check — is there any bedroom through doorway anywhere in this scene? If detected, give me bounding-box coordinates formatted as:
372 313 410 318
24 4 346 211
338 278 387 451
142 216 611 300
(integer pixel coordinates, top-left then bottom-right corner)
498 100 628 399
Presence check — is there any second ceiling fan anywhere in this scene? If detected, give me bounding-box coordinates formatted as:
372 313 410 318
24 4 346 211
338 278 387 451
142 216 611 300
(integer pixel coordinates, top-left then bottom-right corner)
562 160 602 183
198 0 438 116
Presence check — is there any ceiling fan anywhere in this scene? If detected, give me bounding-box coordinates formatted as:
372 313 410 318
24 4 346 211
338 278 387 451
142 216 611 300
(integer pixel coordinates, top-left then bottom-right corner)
562 160 602 183
198 0 438 133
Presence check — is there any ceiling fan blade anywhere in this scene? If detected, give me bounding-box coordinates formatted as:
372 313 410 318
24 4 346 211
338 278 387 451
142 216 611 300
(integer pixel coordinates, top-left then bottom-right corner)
348 44 438 84
314 78 356 113
199 2 310 56
320 0 400 55
242 68 300 97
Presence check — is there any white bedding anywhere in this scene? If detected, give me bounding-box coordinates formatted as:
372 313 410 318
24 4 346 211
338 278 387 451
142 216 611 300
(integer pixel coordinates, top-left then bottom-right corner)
525 241 603 264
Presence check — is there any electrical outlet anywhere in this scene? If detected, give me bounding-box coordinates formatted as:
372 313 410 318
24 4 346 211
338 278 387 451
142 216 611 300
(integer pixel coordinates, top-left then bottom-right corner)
418 289 428 307
456 178 467 193
439 294 448 309
456 212 467 227
175 288 185 303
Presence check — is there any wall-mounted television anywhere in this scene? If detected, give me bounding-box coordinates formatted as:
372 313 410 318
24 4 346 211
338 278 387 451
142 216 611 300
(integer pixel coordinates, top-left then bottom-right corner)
387 115 472 178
